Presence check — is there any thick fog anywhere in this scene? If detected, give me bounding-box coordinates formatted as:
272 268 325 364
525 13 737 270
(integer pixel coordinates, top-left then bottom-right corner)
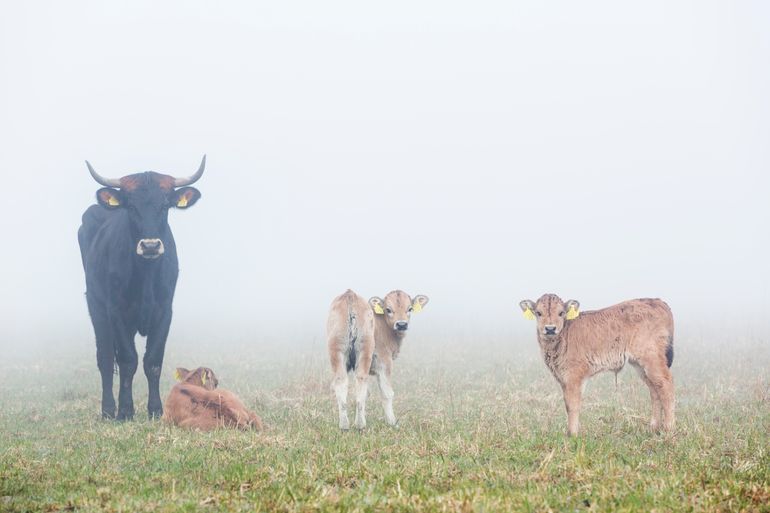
1 1 768 356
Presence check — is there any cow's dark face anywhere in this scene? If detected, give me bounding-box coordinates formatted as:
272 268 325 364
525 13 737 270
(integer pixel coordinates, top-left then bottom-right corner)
95 172 200 259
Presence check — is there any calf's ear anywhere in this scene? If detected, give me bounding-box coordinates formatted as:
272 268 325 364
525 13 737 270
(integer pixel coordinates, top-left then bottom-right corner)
202 368 217 387
171 187 201 209
411 295 429 313
369 296 385 315
96 188 124 209
519 300 536 320
204 369 216 387
173 368 190 381
565 300 580 320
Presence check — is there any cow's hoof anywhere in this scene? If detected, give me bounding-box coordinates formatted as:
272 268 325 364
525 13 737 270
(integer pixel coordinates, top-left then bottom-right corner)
148 409 163 420
116 411 134 421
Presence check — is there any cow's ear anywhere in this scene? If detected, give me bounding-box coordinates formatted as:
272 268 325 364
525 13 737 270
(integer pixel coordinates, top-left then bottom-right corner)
369 296 385 315
171 187 201 209
174 368 190 381
96 188 124 209
411 295 429 313
565 300 580 320
519 300 536 320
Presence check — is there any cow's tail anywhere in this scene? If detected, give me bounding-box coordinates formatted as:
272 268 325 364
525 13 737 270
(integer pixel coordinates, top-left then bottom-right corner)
345 293 358 372
665 305 674 368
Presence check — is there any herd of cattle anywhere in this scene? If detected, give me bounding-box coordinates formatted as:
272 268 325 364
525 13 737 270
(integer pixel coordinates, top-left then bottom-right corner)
78 159 675 436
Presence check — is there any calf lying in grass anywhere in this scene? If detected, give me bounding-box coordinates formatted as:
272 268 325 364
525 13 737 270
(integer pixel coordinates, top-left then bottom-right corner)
520 294 675 436
162 367 263 431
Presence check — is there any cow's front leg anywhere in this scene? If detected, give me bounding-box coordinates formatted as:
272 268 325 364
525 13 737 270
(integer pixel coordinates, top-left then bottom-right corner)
115 331 138 421
144 307 172 419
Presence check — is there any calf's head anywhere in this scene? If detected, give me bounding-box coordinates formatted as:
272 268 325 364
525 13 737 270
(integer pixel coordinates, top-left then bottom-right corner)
519 294 580 338
87 156 204 259
369 291 429 336
174 367 219 390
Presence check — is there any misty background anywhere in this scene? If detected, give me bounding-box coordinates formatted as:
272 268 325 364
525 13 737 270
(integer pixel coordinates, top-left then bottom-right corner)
1 1 768 362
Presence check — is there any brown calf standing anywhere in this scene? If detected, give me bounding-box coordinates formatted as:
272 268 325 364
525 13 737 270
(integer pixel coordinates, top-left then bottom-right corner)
519 294 674 436
162 367 263 431
368 290 429 426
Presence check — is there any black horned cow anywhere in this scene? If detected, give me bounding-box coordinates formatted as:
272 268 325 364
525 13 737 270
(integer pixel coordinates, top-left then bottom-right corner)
78 156 205 419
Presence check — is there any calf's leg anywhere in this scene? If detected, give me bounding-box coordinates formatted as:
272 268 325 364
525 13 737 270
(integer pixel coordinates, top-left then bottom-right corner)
353 337 374 430
631 361 663 430
562 380 583 436
645 362 675 431
330 351 350 430
376 364 397 426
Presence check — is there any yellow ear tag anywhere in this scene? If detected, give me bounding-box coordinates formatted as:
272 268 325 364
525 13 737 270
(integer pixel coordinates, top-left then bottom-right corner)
412 302 422 313
173 369 182 381
108 196 120 207
566 305 579 320
373 304 385 315
201 372 207 385
177 195 188 208
523 308 535 320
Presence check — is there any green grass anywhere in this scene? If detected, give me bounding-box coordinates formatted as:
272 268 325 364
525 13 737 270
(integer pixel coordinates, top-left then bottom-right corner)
1 334 768 512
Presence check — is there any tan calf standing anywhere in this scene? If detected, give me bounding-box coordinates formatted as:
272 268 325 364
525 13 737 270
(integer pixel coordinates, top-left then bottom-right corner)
519 294 674 436
327 290 376 430
327 289 429 429
162 367 263 431
368 290 429 427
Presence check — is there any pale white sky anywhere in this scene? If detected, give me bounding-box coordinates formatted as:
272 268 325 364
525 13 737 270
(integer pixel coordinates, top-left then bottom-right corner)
1 1 768 351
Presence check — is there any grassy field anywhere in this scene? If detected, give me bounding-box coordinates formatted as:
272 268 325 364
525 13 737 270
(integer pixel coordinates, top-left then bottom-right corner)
1 331 768 512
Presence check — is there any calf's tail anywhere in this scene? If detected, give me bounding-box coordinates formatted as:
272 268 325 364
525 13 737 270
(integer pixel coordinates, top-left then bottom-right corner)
345 294 358 372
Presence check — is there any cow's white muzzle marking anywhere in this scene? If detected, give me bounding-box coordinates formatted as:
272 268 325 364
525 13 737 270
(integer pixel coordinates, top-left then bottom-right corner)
136 239 165 259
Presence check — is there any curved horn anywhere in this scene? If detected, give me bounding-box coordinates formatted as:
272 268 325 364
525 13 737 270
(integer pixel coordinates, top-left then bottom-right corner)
86 160 121 188
173 155 206 187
